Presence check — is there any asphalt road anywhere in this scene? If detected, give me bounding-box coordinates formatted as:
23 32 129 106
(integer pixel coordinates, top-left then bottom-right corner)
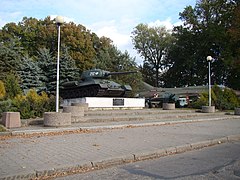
57 141 240 180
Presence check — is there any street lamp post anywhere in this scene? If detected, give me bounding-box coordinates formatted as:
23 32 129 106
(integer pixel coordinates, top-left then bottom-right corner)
55 16 64 112
206 56 213 107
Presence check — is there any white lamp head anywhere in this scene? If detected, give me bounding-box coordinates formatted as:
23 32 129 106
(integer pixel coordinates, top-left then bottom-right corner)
55 16 64 25
206 56 213 62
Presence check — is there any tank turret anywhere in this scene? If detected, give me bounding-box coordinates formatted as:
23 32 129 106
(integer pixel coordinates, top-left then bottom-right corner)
80 69 137 80
60 69 137 99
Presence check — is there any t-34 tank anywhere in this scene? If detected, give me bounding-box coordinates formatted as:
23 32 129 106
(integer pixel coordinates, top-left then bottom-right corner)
60 69 137 99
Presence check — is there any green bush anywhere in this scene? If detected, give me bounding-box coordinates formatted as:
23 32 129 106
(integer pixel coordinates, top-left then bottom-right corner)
190 92 208 109
11 89 56 119
4 74 22 99
191 85 239 110
0 80 6 99
213 85 239 110
0 99 12 118
0 125 7 132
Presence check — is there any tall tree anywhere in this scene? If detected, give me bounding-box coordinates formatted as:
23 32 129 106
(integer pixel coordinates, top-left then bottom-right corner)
0 39 22 80
37 48 56 93
37 47 80 94
17 55 45 93
92 36 113 69
163 0 239 88
59 45 80 83
61 22 96 70
131 24 174 87
0 16 97 72
227 3 240 89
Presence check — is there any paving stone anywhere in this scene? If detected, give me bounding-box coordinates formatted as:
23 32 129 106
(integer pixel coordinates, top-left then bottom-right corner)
0 112 240 179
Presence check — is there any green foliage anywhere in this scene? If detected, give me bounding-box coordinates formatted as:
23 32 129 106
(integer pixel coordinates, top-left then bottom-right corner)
0 39 22 80
191 92 209 109
62 23 96 71
0 99 12 117
4 74 22 99
11 89 55 119
17 55 45 93
37 47 80 94
163 0 239 89
191 85 239 110
212 85 240 110
0 125 7 132
0 16 96 72
0 16 141 97
131 24 174 87
36 48 55 93
0 81 6 99
139 62 155 87
226 4 240 90
59 45 80 83
93 36 113 69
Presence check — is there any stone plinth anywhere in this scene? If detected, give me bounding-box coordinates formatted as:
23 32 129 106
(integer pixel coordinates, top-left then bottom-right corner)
62 97 145 109
71 102 89 111
2 112 21 128
44 112 71 127
235 108 240 115
63 106 85 123
202 106 215 113
162 103 175 110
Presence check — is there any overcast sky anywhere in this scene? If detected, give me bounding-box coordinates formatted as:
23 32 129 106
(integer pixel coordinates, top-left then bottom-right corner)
1 0 196 64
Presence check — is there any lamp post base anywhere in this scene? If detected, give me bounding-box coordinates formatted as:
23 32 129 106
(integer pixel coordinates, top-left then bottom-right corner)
44 112 71 127
163 103 175 110
234 108 240 115
202 106 215 113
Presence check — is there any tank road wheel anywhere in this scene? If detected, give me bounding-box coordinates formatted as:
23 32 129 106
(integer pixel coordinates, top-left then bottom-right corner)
75 90 81 98
89 88 95 96
69 89 77 98
82 89 88 97
62 90 73 99
89 86 99 97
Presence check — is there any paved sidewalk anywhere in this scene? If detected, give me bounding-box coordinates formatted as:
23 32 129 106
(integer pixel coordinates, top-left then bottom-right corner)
0 115 240 179
7 111 239 135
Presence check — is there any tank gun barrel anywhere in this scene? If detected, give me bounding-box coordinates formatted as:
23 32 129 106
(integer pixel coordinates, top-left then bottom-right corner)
105 71 138 76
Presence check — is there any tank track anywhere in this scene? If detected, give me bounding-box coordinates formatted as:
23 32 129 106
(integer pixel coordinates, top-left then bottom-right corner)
60 85 102 99
60 85 127 99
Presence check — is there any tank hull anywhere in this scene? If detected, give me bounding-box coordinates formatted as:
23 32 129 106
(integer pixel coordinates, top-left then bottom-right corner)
60 84 131 99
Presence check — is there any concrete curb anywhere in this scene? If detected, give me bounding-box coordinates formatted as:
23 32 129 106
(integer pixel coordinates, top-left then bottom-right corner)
8 116 240 136
20 111 230 126
1 135 239 180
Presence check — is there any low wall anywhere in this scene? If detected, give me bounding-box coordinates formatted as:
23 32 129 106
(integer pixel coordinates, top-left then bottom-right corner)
202 106 215 113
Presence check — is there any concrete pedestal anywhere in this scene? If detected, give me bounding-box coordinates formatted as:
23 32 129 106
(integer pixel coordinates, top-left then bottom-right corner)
62 97 145 109
162 103 175 110
1 112 21 128
234 108 240 115
63 106 85 123
44 112 71 127
71 102 89 111
202 106 215 113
